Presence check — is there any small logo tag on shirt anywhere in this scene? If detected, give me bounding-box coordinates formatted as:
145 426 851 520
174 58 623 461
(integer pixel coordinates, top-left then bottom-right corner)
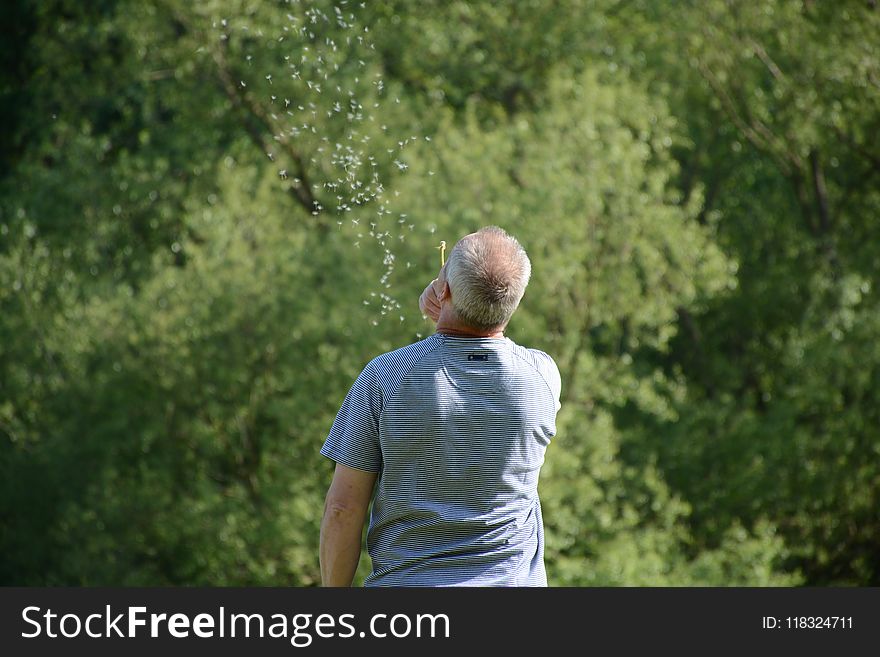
468 354 490 361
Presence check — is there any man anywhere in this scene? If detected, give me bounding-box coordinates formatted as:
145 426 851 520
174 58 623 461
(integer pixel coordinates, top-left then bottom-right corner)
319 226 561 586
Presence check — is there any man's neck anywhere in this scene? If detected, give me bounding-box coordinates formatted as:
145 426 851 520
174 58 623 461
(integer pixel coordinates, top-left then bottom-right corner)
436 312 504 339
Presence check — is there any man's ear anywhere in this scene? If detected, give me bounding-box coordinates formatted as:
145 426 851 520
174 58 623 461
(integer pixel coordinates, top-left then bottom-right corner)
431 277 450 303
438 281 451 302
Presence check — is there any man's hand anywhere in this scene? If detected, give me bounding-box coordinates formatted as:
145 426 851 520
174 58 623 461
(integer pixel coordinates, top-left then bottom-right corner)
418 278 443 322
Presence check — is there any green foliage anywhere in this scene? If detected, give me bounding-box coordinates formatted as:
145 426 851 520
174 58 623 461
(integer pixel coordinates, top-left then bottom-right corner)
595 0 880 585
2 0 877 586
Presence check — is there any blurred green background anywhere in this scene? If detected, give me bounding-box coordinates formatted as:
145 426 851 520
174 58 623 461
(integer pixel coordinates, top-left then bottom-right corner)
1 0 878 586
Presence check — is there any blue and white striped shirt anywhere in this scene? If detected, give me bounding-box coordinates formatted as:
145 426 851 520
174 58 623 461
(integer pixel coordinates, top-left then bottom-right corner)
321 333 561 586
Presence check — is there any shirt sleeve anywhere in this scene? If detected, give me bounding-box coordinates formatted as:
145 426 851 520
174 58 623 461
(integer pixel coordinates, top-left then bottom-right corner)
320 361 383 473
546 357 562 414
526 348 562 444
528 348 562 413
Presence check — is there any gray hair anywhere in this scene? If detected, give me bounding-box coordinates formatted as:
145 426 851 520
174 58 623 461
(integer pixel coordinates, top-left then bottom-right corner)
445 226 531 331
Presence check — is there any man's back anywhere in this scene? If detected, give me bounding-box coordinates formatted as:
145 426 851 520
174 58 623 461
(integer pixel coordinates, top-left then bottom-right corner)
321 333 561 586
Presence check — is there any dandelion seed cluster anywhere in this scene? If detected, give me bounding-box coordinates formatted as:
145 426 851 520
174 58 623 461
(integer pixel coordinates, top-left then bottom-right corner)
215 1 429 325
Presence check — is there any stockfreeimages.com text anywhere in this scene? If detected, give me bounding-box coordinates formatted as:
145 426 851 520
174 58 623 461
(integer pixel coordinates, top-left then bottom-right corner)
21 605 451 647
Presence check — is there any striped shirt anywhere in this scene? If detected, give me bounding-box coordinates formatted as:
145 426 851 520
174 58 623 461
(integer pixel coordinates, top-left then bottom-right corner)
321 333 561 586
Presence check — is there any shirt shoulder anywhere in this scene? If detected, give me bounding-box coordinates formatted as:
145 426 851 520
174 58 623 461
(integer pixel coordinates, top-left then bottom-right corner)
507 341 562 406
367 333 445 399
320 336 443 472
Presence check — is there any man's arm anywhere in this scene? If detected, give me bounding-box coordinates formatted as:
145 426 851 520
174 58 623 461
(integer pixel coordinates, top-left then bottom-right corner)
319 463 377 586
